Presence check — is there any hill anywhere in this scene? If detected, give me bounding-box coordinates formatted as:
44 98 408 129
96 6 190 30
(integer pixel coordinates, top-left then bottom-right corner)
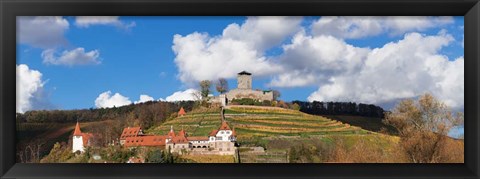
320 115 397 135
147 105 400 163
16 120 115 163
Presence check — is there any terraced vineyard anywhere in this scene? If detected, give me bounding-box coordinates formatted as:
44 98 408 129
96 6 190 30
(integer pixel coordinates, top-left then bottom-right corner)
146 105 400 163
149 105 368 141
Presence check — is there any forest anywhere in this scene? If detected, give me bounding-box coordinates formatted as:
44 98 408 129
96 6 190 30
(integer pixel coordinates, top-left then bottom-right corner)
292 101 386 118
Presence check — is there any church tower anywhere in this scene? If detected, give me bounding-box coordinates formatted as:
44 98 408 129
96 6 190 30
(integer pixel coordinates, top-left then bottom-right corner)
237 71 252 89
72 122 84 153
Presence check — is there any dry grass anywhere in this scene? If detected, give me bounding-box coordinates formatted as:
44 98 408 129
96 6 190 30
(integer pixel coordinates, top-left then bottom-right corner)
180 155 235 163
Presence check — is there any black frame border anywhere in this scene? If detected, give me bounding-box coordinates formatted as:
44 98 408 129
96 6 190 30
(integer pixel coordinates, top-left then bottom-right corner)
1 0 479 178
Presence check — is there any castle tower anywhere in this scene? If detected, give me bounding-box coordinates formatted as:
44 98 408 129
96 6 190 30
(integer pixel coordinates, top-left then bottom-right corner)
237 71 252 89
72 122 84 153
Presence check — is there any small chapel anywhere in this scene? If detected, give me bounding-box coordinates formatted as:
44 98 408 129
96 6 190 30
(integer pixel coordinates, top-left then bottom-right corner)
72 122 94 153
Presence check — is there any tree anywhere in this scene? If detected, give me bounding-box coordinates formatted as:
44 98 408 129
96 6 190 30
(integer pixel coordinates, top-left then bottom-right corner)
272 90 281 101
199 80 211 99
384 93 464 163
146 149 167 163
215 78 229 94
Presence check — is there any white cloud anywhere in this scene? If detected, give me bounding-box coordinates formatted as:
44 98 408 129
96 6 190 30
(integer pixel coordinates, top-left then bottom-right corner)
172 16 302 85
134 94 155 104
75 16 136 29
17 16 69 48
268 70 319 88
305 32 463 109
311 16 454 39
41 48 101 66
95 91 132 108
165 89 200 102
222 16 303 51
16 64 45 113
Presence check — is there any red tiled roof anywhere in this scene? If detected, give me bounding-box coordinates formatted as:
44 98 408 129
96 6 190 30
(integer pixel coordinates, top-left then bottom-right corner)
82 133 94 146
168 131 176 138
168 135 189 144
187 136 209 141
178 129 187 137
209 129 218 136
73 122 82 136
124 135 167 147
219 120 231 130
178 107 186 116
120 127 141 140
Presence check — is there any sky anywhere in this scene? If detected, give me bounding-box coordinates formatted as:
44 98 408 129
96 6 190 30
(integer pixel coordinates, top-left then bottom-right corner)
16 16 464 115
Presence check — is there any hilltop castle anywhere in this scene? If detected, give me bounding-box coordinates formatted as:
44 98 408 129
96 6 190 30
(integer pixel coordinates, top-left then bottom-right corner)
212 71 274 106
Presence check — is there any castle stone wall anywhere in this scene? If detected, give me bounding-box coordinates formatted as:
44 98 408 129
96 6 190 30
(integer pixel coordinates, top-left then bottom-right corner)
225 89 273 102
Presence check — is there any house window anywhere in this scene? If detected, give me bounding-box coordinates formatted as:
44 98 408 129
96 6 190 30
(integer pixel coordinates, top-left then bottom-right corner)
216 137 223 140
220 131 224 134
226 131 230 134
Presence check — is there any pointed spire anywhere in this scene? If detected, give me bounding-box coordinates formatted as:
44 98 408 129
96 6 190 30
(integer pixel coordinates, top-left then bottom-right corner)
219 120 231 130
168 125 176 138
178 107 186 116
73 122 82 136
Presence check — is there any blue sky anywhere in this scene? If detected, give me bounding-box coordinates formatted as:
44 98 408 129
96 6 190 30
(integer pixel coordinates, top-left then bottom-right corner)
17 16 464 114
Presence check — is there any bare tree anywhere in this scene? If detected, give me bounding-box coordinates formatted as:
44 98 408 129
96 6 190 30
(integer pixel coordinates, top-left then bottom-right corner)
272 90 281 101
215 78 229 94
384 93 463 163
199 80 211 98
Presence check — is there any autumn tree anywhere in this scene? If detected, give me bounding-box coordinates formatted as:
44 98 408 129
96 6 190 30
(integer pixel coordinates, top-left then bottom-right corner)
199 80 211 99
384 93 464 163
215 78 229 94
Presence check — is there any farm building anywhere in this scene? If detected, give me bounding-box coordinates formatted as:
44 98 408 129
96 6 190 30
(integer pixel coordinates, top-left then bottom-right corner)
120 121 237 155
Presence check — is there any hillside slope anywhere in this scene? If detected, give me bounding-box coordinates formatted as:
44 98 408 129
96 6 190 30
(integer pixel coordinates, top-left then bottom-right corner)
149 105 370 139
147 105 399 163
